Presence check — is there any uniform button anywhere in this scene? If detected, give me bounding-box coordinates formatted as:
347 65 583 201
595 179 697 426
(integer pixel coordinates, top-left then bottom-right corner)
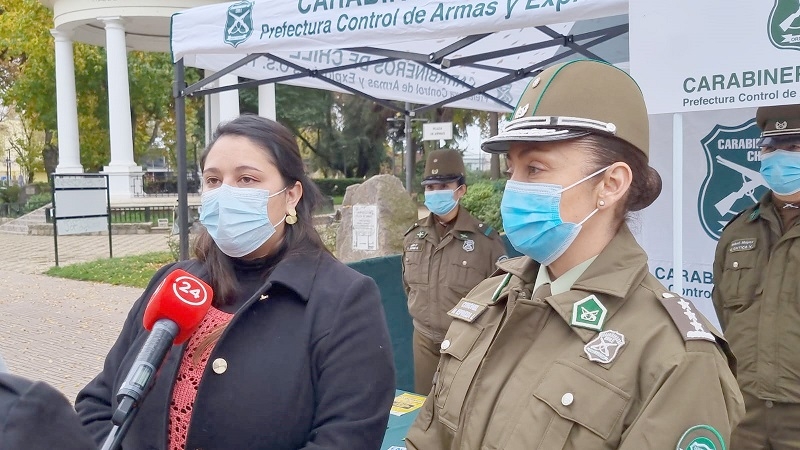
561 392 574 406
733 261 739 268
662 292 675 298
462 260 467 266
478 223 484 228
212 358 228 374
766 400 774 408
440 340 451 351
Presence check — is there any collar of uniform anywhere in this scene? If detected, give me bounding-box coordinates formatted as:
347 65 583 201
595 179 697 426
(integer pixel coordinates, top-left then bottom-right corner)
544 224 650 343
533 256 598 295
263 247 324 302
495 255 539 284
424 205 475 235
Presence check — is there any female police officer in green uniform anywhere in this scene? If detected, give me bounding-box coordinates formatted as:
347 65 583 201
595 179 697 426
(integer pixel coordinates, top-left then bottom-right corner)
405 60 744 449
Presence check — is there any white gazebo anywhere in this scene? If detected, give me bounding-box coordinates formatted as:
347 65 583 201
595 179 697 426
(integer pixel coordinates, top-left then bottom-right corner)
42 0 275 200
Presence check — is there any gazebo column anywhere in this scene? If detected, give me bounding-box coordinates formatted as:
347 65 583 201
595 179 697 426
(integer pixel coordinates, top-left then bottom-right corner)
51 29 83 174
98 16 142 199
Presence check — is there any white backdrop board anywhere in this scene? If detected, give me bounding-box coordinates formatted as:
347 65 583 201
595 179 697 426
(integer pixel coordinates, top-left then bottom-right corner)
630 0 800 114
637 107 762 329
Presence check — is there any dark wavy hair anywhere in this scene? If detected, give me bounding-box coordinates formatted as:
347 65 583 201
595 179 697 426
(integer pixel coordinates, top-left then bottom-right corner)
579 134 663 219
193 114 328 305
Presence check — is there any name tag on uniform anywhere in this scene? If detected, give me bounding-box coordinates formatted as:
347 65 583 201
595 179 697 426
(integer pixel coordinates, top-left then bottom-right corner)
406 243 422 252
729 238 756 252
447 299 487 323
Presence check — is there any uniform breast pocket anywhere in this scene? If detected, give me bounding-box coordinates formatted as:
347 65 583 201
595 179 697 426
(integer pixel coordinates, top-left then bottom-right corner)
434 321 483 431
448 257 486 294
498 361 630 450
403 248 428 285
720 251 759 307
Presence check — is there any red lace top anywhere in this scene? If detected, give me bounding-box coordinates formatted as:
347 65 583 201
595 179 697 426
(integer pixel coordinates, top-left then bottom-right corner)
168 307 233 450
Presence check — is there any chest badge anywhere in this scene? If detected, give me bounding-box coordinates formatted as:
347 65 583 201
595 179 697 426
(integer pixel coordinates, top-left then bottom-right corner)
571 295 608 331
584 330 625 364
676 424 724 450
447 299 487 323
416 230 427 239
728 238 756 252
406 242 421 252
462 239 475 252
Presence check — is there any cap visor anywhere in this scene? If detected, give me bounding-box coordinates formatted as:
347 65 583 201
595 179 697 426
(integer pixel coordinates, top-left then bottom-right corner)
757 134 800 147
481 129 590 154
421 176 460 186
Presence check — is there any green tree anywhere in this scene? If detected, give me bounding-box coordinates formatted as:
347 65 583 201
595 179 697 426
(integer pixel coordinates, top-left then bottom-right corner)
0 1 203 175
5 113 44 183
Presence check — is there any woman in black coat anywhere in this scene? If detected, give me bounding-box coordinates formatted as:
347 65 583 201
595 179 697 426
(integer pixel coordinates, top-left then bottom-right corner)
75 115 396 450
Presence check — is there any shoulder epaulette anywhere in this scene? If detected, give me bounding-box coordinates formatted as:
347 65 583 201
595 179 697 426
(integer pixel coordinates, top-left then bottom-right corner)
657 292 715 342
722 205 758 232
404 222 419 236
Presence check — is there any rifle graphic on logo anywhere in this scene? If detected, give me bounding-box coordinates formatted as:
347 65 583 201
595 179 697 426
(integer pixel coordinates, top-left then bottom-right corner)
770 0 800 50
713 156 767 216
780 0 800 31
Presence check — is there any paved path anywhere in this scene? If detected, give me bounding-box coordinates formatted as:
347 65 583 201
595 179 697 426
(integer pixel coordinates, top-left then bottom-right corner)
0 233 171 402
0 211 427 403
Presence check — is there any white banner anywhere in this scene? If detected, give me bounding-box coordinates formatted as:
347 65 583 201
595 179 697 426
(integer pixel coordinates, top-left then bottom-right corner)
637 108 761 330
630 0 800 114
172 0 626 62
194 51 529 112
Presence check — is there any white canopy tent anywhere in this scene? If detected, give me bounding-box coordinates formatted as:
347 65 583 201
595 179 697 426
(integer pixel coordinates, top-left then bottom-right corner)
169 0 630 257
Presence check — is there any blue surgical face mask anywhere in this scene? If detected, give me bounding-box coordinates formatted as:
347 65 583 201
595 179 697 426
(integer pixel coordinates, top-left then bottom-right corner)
501 166 609 266
760 149 800 196
424 187 461 216
199 184 287 258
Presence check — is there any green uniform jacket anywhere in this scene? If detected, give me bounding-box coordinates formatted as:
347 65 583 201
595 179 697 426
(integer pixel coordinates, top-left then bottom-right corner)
713 193 800 402
406 224 744 450
402 206 507 343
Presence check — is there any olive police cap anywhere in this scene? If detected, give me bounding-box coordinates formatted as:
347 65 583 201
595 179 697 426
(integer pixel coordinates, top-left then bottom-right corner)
756 103 800 147
482 60 650 159
421 149 466 186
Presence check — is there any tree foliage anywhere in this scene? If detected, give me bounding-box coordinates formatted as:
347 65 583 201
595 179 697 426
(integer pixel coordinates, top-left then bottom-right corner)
0 0 203 175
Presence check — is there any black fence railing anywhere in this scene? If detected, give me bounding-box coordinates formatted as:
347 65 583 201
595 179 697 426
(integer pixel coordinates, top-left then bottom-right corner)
132 174 201 198
42 205 201 227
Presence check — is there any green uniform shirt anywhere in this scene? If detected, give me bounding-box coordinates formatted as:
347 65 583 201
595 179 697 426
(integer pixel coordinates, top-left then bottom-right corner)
406 224 744 449
713 192 800 402
402 205 507 343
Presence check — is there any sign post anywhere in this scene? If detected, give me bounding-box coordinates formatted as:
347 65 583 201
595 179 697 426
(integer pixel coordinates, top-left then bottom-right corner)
422 122 454 141
50 174 112 266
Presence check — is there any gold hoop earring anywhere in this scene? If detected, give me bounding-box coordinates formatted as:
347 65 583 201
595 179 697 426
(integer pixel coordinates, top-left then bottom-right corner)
286 207 298 225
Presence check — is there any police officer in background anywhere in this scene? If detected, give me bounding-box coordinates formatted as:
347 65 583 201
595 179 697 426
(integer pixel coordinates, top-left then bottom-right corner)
713 103 800 450
402 149 506 395
405 59 744 449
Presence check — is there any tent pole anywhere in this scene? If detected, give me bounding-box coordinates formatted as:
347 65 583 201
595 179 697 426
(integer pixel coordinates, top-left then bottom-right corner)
174 58 189 260
404 103 413 195
672 113 683 295
489 112 500 180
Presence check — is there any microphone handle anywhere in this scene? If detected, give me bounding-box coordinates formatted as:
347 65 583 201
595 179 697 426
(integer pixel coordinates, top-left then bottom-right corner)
113 319 179 425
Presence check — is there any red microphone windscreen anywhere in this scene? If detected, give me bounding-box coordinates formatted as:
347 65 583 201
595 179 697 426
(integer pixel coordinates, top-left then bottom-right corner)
142 268 213 344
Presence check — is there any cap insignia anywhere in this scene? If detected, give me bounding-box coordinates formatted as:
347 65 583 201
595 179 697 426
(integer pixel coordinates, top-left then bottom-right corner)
776 121 788 130
514 103 529 119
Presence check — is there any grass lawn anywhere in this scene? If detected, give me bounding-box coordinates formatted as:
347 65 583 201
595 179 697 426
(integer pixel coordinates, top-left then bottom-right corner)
46 252 175 288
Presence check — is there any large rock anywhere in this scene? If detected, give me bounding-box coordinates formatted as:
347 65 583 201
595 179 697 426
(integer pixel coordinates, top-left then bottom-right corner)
335 175 417 263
